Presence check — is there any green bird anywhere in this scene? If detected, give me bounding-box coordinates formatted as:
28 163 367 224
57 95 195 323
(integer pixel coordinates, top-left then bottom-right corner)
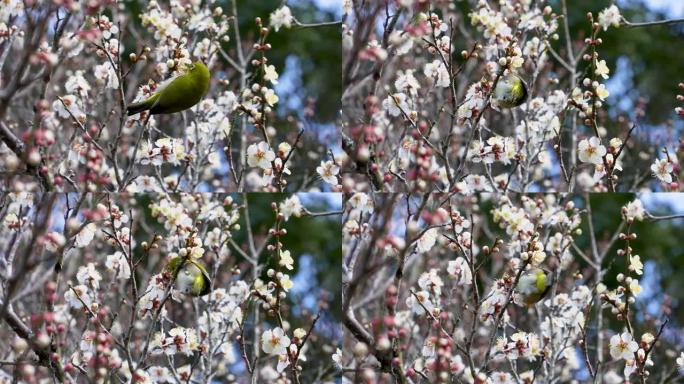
127 61 210 116
492 74 528 109
516 267 553 305
164 256 212 297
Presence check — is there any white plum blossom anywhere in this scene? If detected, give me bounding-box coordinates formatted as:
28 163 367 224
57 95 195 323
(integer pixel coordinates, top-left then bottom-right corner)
332 348 342 367
317 160 340 185
595 59 610 79
480 286 508 321
93 63 118 91
416 228 438 253
464 174 493 192
342 0 352 15
65 70 91 98
138 276 168 318
395 70 421 92
629 255 643 275
383 92 409 117
388 30 413 55
247 142 276 169
159 327 199 356
264 64 279 84
263 88 279 106
74 223 97 248
595 84 610 100
43 231 66 252
676 352 684 371
105 252 131 280
0 0 23 22
53 95 83 119
578 137 607 165
280 195 303 221
470 7 512 40
423 60 450 88
192 37 217 59
406 290 434 315
139 138 186 166
347 193 374 215
417 269 444 295
421 337 436 357
76 263 103 290
64 285 91 309
279 274 294 291
623 199 645 221
276 354 290 373
651 158 674 183
598 5 622 31
279 250 294 270
447 257 472 285
141 5 182 41
261 327 290 355
148 366 172 383
457 82 486 121
270 6 293 32
609 332 638 360
490 371 514 384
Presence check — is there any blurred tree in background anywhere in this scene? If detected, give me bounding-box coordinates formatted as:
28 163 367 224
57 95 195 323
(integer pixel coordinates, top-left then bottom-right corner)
574 194 684 325
227 0 341 123
229 193 342 381
556 0 684 125
232 193 343 321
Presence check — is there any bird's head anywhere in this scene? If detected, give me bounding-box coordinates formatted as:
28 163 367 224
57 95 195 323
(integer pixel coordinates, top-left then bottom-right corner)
188 60 210 83
189 60 208 73
492 74 529 109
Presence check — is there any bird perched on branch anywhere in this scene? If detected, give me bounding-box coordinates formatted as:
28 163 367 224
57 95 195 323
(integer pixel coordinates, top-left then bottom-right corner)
164 256 212 297
492 74 528 109
516 267 553 305
127 61 210 116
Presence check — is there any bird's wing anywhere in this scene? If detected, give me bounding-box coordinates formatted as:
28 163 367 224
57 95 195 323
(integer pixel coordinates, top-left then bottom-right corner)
189 259 211 281
189 259 212 296
155 74 179 94
536 271 548 292
153 72 196 114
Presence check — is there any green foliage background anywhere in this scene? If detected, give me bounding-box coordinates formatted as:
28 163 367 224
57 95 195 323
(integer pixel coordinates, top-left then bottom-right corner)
224 0 341 123
573 193 684 322
233 193 342 321
556 0 684 124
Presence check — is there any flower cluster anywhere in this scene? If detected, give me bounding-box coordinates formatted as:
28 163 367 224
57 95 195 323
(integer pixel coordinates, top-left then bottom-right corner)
0 1 336 192
340 0 679 192
0 192 341 383
341 192 680 383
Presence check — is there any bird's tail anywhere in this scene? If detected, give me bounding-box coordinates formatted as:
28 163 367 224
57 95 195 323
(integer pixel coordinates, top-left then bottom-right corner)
126 101 150 116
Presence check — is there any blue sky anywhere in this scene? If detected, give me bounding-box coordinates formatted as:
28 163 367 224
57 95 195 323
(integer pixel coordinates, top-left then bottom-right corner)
311 0 684 17
639 0 684 17
312 0 341 14
641 193 684 214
